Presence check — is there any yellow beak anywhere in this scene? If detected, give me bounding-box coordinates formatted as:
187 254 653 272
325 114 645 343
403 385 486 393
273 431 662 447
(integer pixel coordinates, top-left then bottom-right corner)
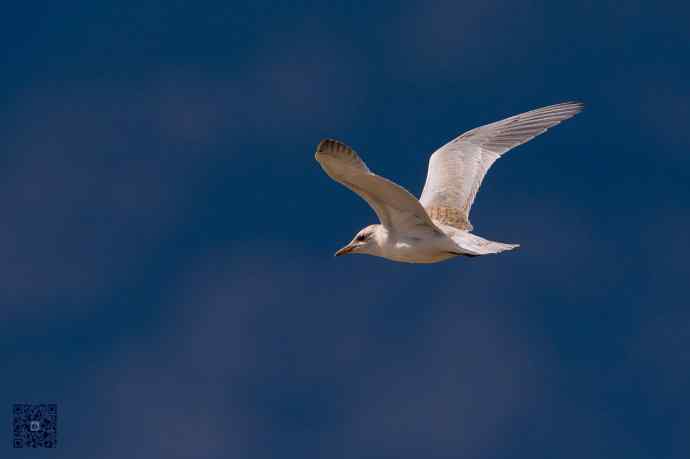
334 244 355 257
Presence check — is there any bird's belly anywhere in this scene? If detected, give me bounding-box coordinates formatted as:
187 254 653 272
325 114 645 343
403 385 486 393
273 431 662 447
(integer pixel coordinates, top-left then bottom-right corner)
382 238 458 264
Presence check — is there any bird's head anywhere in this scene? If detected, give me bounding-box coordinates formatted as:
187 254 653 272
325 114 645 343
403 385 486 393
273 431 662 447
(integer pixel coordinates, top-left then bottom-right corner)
335 225 381 257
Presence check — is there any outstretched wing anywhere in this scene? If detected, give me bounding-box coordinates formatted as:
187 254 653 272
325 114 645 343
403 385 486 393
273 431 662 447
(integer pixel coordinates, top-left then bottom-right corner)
419 101 584 231
316 139 440 234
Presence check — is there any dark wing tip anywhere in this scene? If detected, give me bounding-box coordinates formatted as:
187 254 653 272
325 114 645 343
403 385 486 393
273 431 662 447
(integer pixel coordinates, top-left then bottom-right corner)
315 138 359 165
317 138 348 153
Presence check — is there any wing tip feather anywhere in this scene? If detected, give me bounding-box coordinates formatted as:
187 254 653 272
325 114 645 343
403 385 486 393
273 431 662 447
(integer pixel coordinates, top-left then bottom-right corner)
552 100 585 115
315 138 351 161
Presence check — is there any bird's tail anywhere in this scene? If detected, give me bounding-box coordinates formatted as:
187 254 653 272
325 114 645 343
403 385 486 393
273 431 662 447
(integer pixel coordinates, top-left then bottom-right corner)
451 231 520 256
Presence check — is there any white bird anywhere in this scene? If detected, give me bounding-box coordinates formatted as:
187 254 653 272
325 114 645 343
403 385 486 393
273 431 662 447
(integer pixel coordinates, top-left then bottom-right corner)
315 101 583 263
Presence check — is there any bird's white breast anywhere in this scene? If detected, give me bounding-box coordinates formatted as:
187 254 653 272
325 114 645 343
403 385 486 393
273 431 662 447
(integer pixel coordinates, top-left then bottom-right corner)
379 231 459 264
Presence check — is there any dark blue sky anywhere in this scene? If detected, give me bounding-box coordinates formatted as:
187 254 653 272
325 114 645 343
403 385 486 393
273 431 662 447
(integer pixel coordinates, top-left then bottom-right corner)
2 2 689 458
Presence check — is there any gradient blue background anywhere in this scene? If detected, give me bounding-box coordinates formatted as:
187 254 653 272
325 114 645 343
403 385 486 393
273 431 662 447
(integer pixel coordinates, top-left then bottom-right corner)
2 1 689 458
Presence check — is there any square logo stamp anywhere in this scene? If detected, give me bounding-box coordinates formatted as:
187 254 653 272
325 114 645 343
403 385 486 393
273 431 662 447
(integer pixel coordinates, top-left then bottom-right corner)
12 404 57 448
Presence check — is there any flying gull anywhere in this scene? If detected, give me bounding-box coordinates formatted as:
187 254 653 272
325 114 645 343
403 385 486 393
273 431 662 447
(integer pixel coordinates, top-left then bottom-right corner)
315 101 583 263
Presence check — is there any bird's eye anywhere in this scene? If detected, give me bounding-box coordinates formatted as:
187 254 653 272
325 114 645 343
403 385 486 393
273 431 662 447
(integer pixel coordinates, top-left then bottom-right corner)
356 234 367 242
